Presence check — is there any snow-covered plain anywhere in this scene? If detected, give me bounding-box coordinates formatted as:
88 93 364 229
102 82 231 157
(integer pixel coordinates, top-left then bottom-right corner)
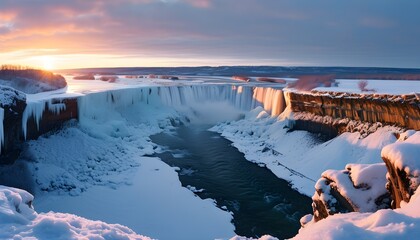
1 76 420 239
314 79 420 94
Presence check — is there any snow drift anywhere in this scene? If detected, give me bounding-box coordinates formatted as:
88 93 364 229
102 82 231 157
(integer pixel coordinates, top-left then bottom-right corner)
0 185 151 240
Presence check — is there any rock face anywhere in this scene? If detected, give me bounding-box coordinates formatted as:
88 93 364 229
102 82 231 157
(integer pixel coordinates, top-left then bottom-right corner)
288 91 420 136
0 86 78 163
0 87 26 163
311 163 390 222
24 98 78 140
381 131 420 208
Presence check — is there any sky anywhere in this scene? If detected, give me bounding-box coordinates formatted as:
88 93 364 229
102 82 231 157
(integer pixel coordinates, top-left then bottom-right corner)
0 0 419 69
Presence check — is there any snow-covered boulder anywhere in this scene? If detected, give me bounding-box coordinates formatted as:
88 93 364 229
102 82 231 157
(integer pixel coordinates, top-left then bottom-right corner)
382 131 420 208
0 185 152 239
310 163 390 222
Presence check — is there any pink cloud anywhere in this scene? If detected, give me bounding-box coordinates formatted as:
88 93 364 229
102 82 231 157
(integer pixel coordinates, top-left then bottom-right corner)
184 0 211 8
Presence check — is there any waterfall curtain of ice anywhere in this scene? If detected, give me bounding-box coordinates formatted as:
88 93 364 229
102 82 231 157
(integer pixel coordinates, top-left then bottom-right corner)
21 85 286 139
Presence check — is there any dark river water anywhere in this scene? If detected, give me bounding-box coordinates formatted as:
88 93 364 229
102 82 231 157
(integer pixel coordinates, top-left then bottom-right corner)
150 125 312 239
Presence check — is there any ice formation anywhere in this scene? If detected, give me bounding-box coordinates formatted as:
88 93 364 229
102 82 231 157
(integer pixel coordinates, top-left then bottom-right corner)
22 99 66 139
24 84 286 139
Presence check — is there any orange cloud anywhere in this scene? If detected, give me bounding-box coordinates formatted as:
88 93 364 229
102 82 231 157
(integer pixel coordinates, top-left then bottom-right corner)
0 11 17 21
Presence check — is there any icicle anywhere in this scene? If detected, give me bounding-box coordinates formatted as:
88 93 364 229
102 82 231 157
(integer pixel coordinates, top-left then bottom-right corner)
22 101 46 140
22 98 69 140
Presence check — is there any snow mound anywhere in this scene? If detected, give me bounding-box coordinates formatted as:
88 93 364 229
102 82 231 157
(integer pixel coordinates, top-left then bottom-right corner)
0 85 26 107
0 185 151 240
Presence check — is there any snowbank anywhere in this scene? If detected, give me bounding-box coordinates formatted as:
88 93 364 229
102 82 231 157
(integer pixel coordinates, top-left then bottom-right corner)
0 185 151 240
212 107 400 195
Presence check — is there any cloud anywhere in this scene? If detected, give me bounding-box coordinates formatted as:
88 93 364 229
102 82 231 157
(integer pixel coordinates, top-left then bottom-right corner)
360 17 396 29
0 0 419 68
183 0 211 8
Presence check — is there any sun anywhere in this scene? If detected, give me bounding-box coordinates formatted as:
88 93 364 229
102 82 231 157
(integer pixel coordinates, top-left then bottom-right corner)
41 56 55 70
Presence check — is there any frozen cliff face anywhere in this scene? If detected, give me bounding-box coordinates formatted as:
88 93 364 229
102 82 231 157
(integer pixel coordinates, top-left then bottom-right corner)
309 163 390 222
0 185 151 239
382 131 420 208
0 86 26 162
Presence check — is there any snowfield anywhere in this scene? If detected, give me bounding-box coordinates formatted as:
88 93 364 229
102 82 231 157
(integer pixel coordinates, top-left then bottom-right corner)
314 79 420 95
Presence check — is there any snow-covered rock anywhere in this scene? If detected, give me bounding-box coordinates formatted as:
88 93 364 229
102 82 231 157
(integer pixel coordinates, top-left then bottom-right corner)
0 86 26 161
293 185 420 240
0 185 151 240
382 131 420 208
311 163 390 222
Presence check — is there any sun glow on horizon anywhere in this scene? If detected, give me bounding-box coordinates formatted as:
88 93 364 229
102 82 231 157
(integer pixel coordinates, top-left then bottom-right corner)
41 56 55 70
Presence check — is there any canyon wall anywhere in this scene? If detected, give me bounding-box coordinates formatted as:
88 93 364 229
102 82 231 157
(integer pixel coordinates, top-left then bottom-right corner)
288 91 420 138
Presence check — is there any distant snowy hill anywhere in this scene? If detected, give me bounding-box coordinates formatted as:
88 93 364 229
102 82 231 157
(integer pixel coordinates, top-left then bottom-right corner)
0 68 67 94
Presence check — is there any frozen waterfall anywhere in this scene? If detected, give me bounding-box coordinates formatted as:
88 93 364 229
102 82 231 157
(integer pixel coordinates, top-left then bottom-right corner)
22 84 286 139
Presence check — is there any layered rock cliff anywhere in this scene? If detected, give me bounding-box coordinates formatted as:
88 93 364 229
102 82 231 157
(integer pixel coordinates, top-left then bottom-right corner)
288 91 420 138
